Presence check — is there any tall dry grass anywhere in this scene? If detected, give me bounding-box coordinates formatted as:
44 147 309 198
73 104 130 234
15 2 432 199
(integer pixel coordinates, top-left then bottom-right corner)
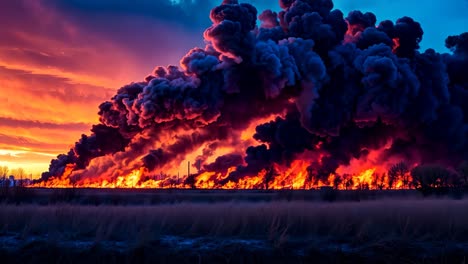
1 199 468 244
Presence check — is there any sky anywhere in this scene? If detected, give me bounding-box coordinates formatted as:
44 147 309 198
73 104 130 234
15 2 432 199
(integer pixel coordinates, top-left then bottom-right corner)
0 0 467 177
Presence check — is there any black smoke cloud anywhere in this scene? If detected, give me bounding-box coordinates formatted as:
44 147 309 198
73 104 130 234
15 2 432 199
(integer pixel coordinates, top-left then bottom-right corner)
204 154 244 173
43 0 468 186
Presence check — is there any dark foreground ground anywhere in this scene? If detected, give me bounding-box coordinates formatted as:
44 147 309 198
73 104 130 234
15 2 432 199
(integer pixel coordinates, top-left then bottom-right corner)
0 188 467 263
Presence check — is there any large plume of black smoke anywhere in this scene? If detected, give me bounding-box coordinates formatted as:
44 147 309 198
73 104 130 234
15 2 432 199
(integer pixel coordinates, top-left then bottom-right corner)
43 0 467 186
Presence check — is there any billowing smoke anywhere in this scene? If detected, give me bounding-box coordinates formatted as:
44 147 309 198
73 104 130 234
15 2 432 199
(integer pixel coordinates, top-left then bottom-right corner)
41 0 468 189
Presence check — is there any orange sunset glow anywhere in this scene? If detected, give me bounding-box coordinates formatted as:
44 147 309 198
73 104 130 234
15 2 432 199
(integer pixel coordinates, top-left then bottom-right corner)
0 1 204 177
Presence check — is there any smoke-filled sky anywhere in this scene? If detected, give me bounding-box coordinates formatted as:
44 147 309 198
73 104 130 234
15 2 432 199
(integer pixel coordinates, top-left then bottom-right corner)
0 0 467 177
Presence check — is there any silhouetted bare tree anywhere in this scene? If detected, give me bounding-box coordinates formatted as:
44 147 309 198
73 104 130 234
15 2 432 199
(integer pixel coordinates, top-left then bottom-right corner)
332 175 342 190
411 164 452 190
14 168 25 186
343 175 353 190
0 166 8 178
0 166 8 190
374 173 386 190
388 162 409 189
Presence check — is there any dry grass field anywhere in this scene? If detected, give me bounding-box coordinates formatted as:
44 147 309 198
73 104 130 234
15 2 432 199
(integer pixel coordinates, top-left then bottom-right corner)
0 189 468 263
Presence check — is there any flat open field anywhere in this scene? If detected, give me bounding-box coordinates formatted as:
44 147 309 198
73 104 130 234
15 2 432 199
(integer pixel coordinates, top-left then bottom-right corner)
3 187 432 205
1 189 467 263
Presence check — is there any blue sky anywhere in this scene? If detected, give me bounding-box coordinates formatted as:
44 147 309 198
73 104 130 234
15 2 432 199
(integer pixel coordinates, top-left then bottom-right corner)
333 0 468 52
248 0 468 52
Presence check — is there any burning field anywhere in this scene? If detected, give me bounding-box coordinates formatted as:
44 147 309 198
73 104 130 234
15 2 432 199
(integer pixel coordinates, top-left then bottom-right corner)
32 0 468 190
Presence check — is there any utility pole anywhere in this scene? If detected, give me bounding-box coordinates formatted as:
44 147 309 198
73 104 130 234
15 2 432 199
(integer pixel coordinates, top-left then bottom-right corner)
188 161 190 177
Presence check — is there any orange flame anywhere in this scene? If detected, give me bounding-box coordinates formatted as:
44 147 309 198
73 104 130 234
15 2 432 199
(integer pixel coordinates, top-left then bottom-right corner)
31 117 418 190
31 161 416 190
